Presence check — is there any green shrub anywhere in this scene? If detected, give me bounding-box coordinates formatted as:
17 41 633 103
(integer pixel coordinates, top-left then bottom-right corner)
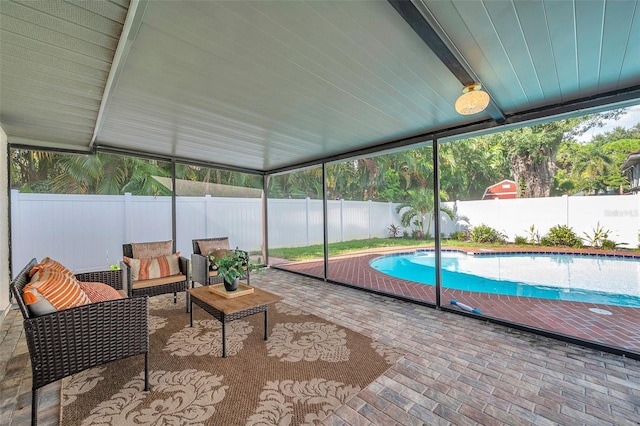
450 231 467 241
411 229 424 240
514 235 527 245
540 225 583 248
600 239 619 250
470 224 506 244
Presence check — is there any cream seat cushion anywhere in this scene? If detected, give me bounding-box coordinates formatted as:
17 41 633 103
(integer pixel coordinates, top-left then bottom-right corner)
132 274 188 289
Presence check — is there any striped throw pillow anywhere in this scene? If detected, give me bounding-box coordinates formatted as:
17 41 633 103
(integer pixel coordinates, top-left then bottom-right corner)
124 253 181 281
24 269 90 313
79 282 125 303
23 290 57 316
29 257 73 277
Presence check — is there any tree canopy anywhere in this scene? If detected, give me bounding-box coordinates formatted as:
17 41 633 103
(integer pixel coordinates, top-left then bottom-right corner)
10 110 640 202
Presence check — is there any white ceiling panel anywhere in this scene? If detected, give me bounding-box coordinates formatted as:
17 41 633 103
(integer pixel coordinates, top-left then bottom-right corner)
423 0 640 115
96 0 469 170
1 0 639 171
0 0 128 149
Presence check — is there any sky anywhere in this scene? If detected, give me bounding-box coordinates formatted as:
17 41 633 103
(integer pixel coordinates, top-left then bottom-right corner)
576 104 640 143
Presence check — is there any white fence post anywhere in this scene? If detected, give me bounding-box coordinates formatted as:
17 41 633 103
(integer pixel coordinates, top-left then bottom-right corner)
124 192 133 242
368 200 372 239
205 194 212 236
340 198 344 242
10 190 21 269
389 202 394 235
305 197 310 246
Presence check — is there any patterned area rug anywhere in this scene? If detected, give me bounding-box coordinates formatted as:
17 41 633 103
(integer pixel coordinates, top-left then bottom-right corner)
60 294 403 425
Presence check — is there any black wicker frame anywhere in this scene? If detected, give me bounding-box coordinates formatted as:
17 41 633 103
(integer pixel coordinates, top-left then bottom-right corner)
9 258 149 426
122 243 190 311
191 237 250 287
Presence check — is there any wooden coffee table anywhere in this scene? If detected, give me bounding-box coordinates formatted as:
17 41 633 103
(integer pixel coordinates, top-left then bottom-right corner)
187 286 282 357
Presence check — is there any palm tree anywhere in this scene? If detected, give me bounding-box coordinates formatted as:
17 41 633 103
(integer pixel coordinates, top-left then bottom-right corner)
439 138 510 200
49 153 171 195
396 188 454 238
268 168 323 199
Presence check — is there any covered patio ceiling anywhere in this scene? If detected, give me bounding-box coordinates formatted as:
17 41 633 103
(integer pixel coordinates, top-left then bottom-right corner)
1 0 639 173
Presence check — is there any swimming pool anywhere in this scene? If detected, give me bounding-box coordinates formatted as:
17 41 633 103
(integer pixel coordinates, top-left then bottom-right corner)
369 251 640 307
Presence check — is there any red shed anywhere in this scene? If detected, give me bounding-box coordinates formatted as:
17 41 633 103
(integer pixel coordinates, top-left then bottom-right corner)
482 179 518 200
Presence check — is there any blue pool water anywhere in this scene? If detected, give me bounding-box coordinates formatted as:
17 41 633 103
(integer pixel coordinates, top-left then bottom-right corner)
370 251 640 307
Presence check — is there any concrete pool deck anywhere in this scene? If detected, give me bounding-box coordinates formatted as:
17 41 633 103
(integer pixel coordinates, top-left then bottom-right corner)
273 246 640 355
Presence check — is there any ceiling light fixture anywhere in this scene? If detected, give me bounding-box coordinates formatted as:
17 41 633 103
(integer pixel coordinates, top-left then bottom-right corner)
455 83 490 115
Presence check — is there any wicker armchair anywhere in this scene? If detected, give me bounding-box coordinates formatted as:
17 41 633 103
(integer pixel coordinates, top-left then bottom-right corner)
191 237 250 287
122 242 190 311
9 258 149 426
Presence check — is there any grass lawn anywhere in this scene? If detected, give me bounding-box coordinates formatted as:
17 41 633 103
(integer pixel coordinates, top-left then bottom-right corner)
267 238 529 261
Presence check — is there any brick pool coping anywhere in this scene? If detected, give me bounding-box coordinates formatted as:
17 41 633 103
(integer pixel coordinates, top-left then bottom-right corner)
273 246 640 354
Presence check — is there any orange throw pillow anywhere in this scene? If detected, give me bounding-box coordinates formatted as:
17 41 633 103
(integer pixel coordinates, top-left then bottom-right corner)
79 282 125 303
124 253 180 281
29 257 73 277
24 269 90 312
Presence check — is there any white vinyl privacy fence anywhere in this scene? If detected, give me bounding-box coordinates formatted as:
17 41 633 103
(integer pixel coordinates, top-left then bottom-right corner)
444 194 640 248
267 198 398 249
10 192 400 273
10 190 640 273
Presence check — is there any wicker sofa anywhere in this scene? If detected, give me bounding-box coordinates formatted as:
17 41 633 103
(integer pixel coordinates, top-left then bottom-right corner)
122 241 190 311
191 237 250 287
9 258 149 426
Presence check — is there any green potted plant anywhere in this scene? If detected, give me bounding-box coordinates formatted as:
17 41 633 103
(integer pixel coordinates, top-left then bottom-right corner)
211 249 254 291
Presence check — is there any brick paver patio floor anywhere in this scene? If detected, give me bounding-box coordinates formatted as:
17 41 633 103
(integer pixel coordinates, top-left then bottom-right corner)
2 268 639 425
